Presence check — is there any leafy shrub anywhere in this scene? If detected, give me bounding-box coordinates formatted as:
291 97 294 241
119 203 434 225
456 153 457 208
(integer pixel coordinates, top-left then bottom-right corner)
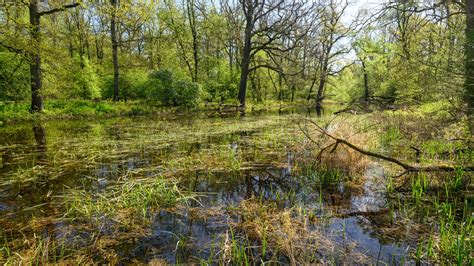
173 80 202 107
148 69 176 104
203 65 239 103
0 51 29 101
67 56 101 99
102 69 149 101
148 69 202 107
94 102 116 114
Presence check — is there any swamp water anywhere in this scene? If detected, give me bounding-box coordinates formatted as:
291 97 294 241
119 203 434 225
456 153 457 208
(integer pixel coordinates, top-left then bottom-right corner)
0 110 451 264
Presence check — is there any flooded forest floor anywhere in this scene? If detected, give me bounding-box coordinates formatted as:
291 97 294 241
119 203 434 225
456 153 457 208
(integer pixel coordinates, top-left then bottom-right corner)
0 107 472 264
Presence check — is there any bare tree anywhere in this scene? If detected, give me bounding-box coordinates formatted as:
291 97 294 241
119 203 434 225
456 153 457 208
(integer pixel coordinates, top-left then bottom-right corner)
310 0 355 111
224 0 311 109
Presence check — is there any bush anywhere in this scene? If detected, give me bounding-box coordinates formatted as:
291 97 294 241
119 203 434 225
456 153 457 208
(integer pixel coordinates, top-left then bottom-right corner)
102 69 149 101
203 65 239 103
0 51 29 101
94 102 116 114
66 57 101 100
148 69 202 108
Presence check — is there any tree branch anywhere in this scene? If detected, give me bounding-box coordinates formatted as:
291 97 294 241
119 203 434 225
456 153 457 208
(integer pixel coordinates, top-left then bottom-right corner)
302 119 474 173
39 3 81 16
0 41 25 54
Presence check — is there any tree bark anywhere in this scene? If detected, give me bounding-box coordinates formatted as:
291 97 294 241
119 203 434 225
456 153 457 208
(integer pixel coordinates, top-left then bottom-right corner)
315 68 326 109
187 0 199 82
238 3 254 109
111 0 120 102
466 1 474 135
29 1 43 113
362 59 369 104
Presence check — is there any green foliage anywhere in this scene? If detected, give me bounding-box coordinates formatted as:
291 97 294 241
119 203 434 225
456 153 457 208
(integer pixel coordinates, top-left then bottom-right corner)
148 69 202 107
67 56 101 100
101 69 149 101
0 100 160 123
203 64 239 103
0 52 29 101
148 69 175 103
303 164 345 186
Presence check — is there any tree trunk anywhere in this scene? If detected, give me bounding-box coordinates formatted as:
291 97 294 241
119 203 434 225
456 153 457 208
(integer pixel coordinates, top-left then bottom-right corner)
238 4 254 109
466 1 474 135
111 0 120 102
362 60 369 104
315 72 326 108
307 73 317 101
29 1 43 113
187 0 199 82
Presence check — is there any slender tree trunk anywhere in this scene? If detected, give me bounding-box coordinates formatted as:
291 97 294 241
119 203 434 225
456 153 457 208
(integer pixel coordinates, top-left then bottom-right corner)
29 1 43 113
291 85 295 102
187 0 199 82
229 40 234 73
362 60 369 104
315 70 326 108
238 4 254 109
111 0 120 102
307 72 317 101
316 42 332 108
466 1 474 135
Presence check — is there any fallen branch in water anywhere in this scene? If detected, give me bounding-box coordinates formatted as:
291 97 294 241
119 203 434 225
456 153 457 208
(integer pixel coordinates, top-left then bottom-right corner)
300 119 474 175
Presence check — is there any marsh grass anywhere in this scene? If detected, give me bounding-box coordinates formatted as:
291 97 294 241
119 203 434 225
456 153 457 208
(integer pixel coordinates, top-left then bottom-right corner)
65 176 194 224
1 108 472 264
0 175 194 264
221 198 374 264
0 232 77 265
0 113 308 264
299 110 472 264
302 164 345 186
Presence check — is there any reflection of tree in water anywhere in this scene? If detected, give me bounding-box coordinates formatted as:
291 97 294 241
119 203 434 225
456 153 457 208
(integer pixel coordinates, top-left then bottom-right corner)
0 125 51 222
33 124 47 165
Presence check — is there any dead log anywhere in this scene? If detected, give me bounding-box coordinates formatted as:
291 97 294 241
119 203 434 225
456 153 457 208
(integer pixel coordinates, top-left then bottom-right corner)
300 119 474 175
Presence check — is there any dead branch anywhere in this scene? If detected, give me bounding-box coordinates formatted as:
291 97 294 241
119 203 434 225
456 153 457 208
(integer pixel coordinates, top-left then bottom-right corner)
302 119 474 175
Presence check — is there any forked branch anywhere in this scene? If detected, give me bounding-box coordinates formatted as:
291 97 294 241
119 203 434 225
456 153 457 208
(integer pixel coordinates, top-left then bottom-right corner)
301 119 474 175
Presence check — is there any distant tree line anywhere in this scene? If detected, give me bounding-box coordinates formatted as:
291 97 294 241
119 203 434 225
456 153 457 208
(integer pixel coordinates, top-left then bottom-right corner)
0 1 471 124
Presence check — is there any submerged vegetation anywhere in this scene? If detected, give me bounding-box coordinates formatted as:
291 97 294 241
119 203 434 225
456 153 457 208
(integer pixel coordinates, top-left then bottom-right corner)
0 0 473 264
0 109 471 264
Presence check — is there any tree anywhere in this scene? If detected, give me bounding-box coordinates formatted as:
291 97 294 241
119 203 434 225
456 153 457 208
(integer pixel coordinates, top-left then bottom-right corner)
186 0 199 82
466 0 474 134
110 0 120 102
227 0 310 108
311 0 354 110
27 1 80 112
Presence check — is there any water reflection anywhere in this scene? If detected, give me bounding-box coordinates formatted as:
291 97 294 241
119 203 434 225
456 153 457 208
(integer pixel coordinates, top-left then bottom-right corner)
33 124 47 164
